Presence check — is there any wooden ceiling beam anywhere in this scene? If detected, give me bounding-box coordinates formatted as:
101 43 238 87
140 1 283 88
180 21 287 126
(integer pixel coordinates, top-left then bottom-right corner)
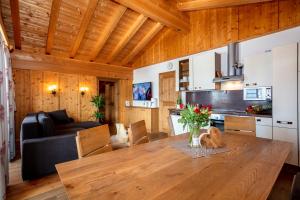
69 0 98 58
122 22 163 65
46 0 62 54
113 0 189 32
10 0 21 49
106 14 147 63
89 5 126 61
12 51 133 80
177 0 273 11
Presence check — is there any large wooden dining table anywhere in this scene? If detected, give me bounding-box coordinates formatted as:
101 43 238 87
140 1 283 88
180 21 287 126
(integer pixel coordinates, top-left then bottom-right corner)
56 133 291 200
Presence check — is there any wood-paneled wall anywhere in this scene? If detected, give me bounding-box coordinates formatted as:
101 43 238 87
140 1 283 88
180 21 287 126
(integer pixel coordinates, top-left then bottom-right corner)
13 69 98 147
118 79 133 124
133 0 300 68
13 68 132 153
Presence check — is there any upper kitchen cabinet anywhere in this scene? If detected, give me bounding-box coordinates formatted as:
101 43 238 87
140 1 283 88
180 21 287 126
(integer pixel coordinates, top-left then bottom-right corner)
190 52 221 91
178 59 190 91
243 51 273 87
272 43 298 129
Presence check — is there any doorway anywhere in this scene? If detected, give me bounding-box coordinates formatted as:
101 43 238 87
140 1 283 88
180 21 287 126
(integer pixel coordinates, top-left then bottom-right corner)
159 71 177 134
98 80 118 135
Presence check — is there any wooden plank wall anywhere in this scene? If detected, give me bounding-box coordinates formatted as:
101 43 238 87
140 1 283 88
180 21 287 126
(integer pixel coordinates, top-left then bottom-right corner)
118 79 133 125
132 0 300 68
13 69 98 148
13 69 132 153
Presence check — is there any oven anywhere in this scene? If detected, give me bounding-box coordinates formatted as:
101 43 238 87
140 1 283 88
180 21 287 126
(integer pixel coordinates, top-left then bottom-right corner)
243 87 272 101
210 114 225 132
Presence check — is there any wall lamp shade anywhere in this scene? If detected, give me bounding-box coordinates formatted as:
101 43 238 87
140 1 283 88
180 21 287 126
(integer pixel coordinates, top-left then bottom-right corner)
48 85 57 96
80 87 89 96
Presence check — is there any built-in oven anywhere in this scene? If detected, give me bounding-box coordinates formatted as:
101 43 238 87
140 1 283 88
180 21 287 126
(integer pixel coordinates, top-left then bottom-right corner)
210 114 224 132
243 87 272 101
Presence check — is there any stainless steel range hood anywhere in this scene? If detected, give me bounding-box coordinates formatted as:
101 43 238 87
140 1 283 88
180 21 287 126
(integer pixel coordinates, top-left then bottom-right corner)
213 43 244 83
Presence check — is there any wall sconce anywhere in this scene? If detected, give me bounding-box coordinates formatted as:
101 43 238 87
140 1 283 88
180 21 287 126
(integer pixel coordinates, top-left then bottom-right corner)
80 87 89 96
48 85 57 96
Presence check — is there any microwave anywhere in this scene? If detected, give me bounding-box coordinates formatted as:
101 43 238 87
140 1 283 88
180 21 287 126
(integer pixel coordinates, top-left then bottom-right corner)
243 87 272 101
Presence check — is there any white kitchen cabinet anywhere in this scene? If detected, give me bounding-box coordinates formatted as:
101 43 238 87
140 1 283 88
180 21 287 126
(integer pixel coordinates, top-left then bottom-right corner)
272 43 298 129
273 127 298 166
255 117 272 139
170 115 189 135
190 52 221 90
244 51 272 87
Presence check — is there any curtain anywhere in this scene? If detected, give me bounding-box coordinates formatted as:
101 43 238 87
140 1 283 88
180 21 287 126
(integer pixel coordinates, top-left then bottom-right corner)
0 35 14 199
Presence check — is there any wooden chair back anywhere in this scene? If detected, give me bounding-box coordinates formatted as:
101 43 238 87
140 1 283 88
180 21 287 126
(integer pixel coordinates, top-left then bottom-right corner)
224 116 256 136
168 116 175 136
76 125 112 158
128 120 149 146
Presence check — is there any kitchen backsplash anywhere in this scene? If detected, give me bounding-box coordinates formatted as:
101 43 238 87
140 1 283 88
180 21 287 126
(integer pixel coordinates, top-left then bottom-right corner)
186 90 271 113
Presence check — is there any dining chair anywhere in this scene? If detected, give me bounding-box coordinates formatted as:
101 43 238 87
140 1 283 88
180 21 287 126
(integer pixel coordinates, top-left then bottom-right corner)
168 116 175 136
76 124 112 158
128 120 149 146
290 172 300 200
224 116 256 136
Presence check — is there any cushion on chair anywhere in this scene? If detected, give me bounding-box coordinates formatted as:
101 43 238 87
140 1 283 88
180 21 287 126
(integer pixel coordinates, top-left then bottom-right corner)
38 112 56 137
47 109 72 124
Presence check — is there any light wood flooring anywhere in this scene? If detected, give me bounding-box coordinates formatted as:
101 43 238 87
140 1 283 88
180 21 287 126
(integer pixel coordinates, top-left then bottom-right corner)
7 136 299 200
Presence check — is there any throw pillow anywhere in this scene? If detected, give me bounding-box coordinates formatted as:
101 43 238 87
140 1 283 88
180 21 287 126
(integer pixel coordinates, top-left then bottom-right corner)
47 109 71 124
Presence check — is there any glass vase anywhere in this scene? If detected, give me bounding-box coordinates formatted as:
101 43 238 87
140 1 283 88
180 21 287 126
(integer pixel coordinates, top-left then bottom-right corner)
189 126 200 147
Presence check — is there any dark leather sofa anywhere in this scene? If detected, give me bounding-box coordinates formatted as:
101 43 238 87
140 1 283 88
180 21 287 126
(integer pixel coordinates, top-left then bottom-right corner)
20 109 101 180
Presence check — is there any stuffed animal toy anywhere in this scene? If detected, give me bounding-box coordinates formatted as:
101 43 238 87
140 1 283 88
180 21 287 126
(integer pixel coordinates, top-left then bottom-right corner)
199 127 224 148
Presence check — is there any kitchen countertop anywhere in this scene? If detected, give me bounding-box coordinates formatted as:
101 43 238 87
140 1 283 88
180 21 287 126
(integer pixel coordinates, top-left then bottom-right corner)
169 108 272 118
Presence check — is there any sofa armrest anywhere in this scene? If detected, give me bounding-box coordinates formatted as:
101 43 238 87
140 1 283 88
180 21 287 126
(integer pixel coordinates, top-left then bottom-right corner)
21 134 78 180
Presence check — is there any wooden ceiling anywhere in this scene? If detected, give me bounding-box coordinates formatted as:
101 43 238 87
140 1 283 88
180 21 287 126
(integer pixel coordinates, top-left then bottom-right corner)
1 0 273 68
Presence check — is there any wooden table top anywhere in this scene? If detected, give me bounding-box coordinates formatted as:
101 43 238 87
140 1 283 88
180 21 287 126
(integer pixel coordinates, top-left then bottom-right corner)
56 133 291 200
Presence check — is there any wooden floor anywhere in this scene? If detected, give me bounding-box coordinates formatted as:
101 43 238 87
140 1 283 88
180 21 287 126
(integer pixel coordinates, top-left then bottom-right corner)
7 134 299 200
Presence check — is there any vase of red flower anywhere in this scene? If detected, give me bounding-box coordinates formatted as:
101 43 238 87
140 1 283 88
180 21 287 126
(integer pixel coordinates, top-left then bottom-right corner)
178 104 212 147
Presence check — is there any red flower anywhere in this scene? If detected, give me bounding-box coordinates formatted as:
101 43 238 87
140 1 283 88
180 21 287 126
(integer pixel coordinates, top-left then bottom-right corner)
193 107 200 114
179 103 184 109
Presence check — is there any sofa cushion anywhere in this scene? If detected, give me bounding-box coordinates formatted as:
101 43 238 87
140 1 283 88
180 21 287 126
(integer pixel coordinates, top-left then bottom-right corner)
47 109 71 124
38 112 55 137
55 121 101 130
54 127 85 136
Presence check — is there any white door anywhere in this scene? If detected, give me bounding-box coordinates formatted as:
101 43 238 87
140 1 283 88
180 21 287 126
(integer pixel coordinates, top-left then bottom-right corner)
273 127 298 166
272 43 298 129
244 51 272 87
192 52 217 90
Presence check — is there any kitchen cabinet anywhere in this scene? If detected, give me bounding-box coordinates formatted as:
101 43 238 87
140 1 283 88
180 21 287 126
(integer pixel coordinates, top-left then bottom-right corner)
272 43 298 166
170 114 189 135
255 117 272 139
190 52 221 90
272 43 298 129
244 51 272 87
273 127 298 166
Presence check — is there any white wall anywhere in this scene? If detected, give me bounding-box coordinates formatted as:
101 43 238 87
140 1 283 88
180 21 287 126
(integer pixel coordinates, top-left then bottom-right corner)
133 26 300 107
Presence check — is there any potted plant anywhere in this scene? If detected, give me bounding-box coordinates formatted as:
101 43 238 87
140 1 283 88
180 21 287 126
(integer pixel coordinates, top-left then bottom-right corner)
178 104 212 147
91 95 105 122
176 95 184 109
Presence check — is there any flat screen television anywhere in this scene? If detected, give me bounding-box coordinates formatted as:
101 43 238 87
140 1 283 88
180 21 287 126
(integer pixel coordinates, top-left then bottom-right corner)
133 82 152 101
